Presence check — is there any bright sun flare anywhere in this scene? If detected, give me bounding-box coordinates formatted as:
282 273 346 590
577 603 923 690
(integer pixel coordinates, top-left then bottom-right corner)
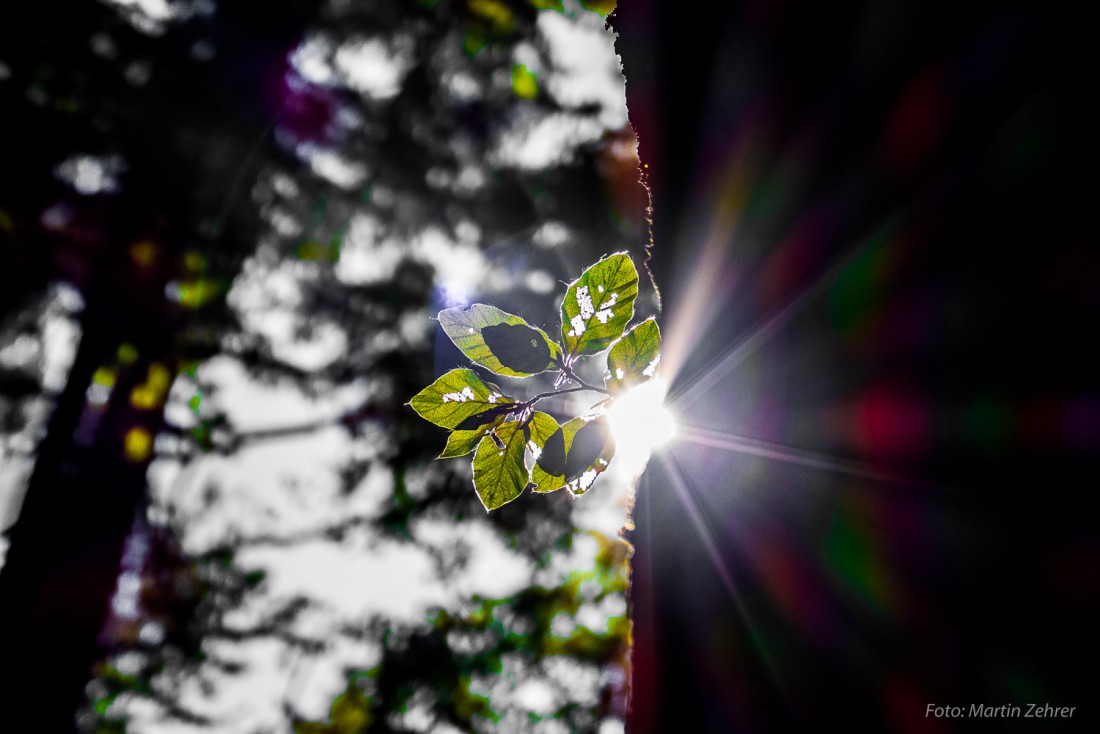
607 378 678 477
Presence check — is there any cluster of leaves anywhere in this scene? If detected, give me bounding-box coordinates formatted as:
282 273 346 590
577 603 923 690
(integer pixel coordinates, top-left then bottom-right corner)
409 253 661 510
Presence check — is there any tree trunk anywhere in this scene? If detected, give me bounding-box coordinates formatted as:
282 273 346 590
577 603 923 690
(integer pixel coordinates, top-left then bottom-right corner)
0 302 175 730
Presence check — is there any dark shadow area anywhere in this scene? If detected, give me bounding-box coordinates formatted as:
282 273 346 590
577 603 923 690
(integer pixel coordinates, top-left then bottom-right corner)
616 1 1097 732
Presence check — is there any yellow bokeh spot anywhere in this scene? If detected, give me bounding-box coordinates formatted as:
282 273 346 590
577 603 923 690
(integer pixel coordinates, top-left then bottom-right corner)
147 363 171 391
123 427 153 463
580 0 617 14
130 240 158 267
328 689 372 733
130 386 160 410
296 239 339 262
511 64 539 99
469 0 515 34
183 251 207 273
116 343 139 364
168 278 225 309
92 367 117 388
130 363 172 410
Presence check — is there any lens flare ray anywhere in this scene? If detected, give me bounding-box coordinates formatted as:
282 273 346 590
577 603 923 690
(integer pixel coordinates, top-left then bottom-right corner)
658 453 794 707
677 423 926 488
669 215 903 406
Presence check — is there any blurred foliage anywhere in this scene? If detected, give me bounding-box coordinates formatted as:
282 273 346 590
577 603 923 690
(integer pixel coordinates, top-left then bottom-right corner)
292 531 631 733
2 0 642 730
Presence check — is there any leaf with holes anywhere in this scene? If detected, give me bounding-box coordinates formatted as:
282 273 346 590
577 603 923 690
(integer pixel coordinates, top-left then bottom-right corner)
407 369 517 430
472 421 528 510
605 317 661 393
560 253 638 359
439 304 562 377
531 415 615 494
526 411 565 493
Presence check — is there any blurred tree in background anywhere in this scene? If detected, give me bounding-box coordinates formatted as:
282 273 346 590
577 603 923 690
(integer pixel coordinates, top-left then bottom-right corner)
0 0 648 731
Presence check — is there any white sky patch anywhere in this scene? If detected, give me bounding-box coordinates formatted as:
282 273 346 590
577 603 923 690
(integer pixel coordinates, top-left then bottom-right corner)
492 110 605 170
444 70 482 103
155 429 360 553
0 456 33 537
100 0 181 35
533 220 572 248
599 719 627 734
334 36 414 100
524 269 557 294
41 284 83 391
0 284 83 547
398 308 432 346
55 155 124 195
336 220 485 304
537 9 628 129
286 635 381 721
294 33 415 101
194 356 370 433
453 164 488 194
290 34 336 86
413 518 533 599
336 214 403 285
236 536 444 620
415 227 485 305
296 142 368 189
513 679 558 715
228 255 351 372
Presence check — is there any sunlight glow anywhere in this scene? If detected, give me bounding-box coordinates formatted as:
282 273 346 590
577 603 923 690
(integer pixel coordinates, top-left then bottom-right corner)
607 378 677 477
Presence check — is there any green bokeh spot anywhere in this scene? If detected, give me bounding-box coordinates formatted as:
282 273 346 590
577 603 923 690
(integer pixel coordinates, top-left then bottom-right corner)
511 64 539 99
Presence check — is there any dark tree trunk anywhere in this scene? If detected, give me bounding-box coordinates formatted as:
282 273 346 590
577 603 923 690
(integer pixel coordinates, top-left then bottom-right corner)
0 304 173 729
0 3 322 727
616 1 1096 731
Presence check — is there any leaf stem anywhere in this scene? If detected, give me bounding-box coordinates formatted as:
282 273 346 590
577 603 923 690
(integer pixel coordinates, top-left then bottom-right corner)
522 382 608 410
556 362 611 396
568 376 611 395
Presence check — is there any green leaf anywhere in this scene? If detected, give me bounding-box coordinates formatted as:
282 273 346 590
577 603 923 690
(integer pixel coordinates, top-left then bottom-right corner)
439 427 492 458
473 422 529 510
531 415 615 494
439 304 562 377
525 411 561 458
526 411 565 492
407 369 518 430
605 317 661 393
560 253 639 359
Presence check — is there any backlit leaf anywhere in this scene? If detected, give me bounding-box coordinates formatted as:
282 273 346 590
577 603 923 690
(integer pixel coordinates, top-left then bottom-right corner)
439 427 492 458
560 253 638 359
605 317 661 393
527 411 565 492
532 415 614 495
407 368 517 430
439 304 562 377
473 421 528 510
